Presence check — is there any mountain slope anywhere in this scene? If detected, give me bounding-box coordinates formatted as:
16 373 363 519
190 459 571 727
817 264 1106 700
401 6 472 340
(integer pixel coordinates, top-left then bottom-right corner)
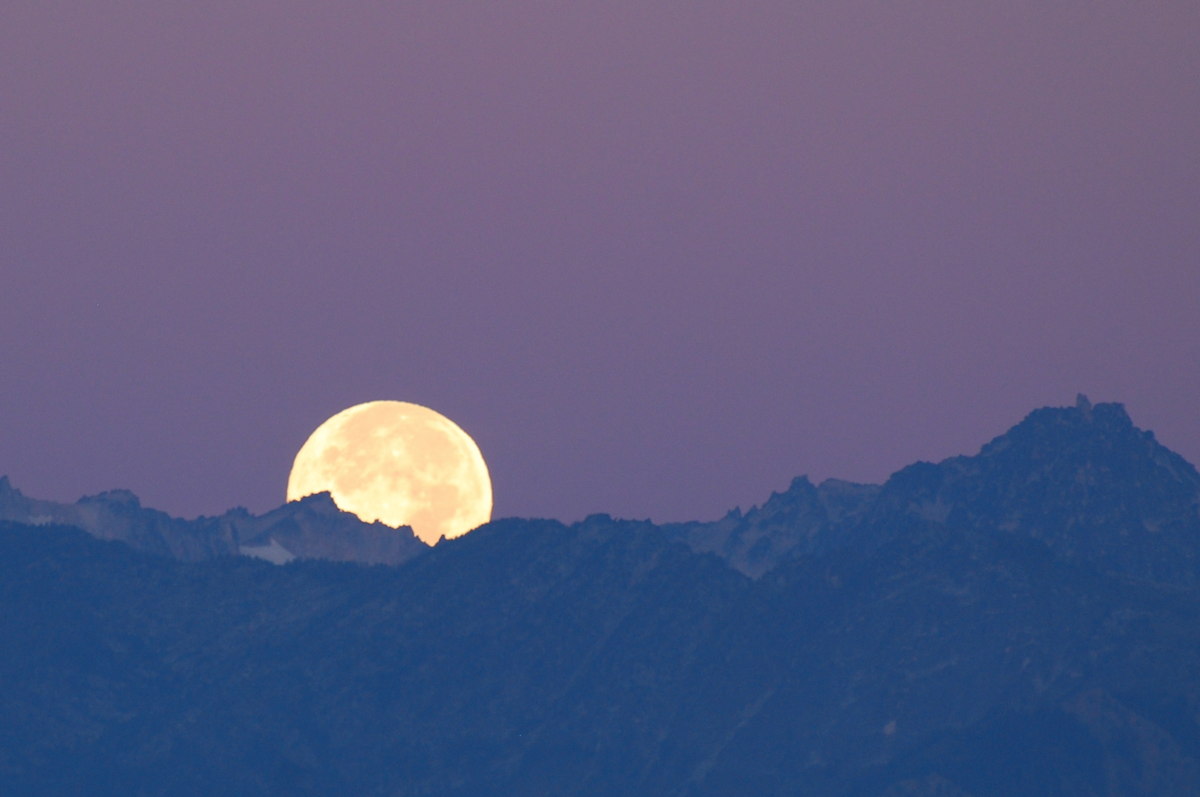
0 479 427 566
2 397 1199 795
860 396 1200 585
667 396 1200 583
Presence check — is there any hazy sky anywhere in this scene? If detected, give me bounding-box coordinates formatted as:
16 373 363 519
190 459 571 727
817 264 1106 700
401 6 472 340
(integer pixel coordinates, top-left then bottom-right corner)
3 2 1197 523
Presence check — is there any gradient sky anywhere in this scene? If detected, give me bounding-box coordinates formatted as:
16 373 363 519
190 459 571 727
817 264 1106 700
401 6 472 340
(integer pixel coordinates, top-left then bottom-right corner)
3 2 1197 524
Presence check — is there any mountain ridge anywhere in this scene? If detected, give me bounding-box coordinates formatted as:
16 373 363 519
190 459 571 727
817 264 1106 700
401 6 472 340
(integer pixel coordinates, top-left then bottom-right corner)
0 477 427 566
3 396 1197 585
2 396 1199 794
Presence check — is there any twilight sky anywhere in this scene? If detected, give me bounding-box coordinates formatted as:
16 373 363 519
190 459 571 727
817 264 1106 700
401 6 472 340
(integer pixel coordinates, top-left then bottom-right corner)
2 3 1197 524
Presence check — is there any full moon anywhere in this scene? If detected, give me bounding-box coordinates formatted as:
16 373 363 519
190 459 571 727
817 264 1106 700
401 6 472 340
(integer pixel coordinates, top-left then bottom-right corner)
286 401 492 545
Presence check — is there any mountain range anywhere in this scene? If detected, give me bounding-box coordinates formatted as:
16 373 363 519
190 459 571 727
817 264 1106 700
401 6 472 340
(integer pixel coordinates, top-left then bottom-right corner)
2 396 1198 795
0 476 426 566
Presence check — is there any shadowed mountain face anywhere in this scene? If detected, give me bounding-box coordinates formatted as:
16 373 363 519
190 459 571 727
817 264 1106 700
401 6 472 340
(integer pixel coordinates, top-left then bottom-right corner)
664 477 880 577
2 398 1199 795
858 396 1200 586
665 396 1200 585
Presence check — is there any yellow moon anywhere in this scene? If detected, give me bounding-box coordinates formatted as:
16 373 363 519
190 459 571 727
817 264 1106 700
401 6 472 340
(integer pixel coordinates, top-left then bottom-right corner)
286 401 492 545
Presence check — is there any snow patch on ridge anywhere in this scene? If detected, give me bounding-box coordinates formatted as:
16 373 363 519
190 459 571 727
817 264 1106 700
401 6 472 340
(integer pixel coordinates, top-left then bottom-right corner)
240 538 296 565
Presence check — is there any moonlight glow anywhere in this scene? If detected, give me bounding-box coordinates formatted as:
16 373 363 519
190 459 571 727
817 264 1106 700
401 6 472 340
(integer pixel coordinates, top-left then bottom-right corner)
286 401 492 545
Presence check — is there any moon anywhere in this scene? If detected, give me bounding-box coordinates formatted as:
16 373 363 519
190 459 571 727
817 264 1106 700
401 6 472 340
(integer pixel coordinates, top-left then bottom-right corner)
286 401 492 545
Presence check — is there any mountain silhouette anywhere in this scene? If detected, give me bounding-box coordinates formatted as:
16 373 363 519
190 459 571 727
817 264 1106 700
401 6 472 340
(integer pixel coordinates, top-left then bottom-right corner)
0 479 426 566
2 398 1198 795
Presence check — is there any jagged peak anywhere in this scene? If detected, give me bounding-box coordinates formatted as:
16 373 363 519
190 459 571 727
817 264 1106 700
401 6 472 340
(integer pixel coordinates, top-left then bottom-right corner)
880 460 944 495
932 399 1200 495
817 478 880 494
766 475 816 501
976 397 1137 459
744 476 820 520
788 474 815 491
272 491 418 534
713 478 815 517
575 513 660 534
289 491 345 514
815 479 881 525
79 489 142 508
1036 397 1131 427
253 491 358 527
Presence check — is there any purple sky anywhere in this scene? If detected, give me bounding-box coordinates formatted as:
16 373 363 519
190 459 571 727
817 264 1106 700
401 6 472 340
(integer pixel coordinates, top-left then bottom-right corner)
3 3 1198 524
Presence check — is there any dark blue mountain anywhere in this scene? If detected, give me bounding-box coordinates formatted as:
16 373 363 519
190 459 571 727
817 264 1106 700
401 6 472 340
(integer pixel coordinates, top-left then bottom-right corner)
2 397 1198 795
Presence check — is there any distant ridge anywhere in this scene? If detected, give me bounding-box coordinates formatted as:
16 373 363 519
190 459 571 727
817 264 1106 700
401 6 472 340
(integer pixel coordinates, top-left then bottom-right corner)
0 478 426 566
2 397 1199 794
667 396 1200 583
4 397 1197 582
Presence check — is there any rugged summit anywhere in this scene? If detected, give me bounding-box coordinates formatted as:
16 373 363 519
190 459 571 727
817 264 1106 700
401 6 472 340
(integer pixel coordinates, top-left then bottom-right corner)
665 396 1200 584
859 396 1200 585
4 396 1194 583
2 398 1199 795
664 476 879 577
0 479 426 566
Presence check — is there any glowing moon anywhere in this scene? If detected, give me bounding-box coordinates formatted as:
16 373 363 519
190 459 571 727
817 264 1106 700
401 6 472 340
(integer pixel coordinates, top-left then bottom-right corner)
286 401 492 545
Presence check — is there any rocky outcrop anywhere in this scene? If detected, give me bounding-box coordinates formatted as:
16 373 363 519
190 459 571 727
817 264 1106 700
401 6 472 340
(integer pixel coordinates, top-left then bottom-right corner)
668 396 1200 584
664 477 879 577
861 395 1200 585
0 478 427 566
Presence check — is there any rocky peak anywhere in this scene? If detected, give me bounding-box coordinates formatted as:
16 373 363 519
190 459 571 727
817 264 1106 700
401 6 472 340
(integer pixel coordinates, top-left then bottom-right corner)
239 490 426 565
873 397 1200 586
79 489 143 509
287 491 344 517
748 476 820 522
975 398 1147 463
816 478 881 524
973 398 1197 496
665 476 847 578
0 479 427 567
0 475 28 512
